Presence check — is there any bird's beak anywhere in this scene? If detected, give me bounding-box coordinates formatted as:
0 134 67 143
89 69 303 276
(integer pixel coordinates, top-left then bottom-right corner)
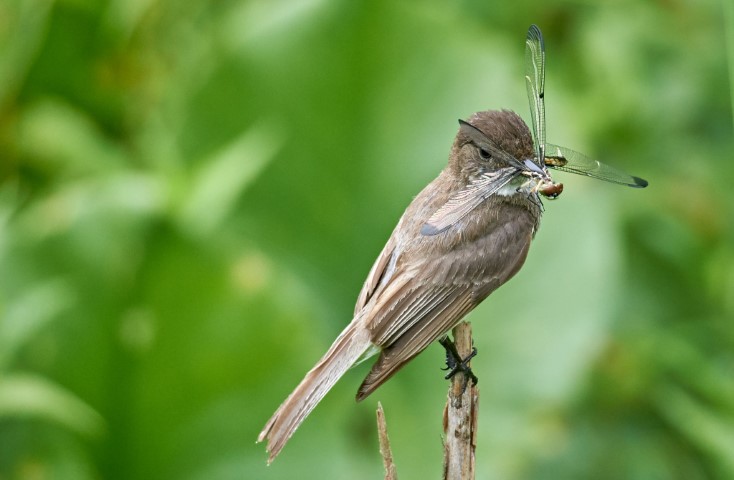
522 158 546 176
521 158 563 199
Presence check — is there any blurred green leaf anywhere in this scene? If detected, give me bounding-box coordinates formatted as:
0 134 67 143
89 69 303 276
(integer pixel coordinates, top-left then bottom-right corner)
17 99 127 174
0 0 55 109
0 279 72 370
656 385 734 477
177 120 282 237
725 0 734 126
0 373 104 438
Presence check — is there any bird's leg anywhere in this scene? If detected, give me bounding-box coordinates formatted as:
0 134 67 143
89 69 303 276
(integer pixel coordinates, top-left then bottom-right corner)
439 335 478 393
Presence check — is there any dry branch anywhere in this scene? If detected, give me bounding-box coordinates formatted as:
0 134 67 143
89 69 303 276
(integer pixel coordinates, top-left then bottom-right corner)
376 402 398 480
442 321 479 480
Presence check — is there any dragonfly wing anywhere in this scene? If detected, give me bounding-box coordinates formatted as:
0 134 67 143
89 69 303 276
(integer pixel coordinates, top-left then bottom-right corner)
545 144 648 188
525 25 546 166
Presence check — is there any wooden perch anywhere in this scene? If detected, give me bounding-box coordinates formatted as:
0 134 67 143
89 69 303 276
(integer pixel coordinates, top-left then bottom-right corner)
375 322 478 479
442 321 479 480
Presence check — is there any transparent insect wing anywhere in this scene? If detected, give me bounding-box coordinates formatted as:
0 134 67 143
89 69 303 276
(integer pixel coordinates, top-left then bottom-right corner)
544 144 649 188
525 25 546 167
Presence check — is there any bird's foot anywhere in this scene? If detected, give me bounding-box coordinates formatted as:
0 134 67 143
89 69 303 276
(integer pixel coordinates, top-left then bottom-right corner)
439 335 478 393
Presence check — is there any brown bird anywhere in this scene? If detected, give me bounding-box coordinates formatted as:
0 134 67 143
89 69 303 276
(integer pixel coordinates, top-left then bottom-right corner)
258 25 647 463
259 109 548 462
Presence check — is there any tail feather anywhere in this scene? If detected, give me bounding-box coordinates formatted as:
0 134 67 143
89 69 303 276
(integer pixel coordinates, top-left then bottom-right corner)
258 319 372 463
355 349 412 402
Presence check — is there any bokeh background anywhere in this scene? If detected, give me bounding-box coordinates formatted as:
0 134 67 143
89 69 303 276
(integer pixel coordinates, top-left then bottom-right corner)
1 0 733 478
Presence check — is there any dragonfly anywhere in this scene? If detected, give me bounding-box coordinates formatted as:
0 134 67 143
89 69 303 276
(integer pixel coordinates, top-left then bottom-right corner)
419 25 648 237
524 24 648 198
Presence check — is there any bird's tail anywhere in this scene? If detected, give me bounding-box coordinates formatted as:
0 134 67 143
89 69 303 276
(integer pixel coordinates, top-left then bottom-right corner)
257 318 373 463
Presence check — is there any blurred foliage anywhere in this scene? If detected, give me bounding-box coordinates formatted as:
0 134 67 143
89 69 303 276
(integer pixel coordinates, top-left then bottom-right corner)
0 0 732 478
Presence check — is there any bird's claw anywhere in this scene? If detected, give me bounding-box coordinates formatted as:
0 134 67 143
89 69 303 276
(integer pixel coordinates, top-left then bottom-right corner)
439 335 478 394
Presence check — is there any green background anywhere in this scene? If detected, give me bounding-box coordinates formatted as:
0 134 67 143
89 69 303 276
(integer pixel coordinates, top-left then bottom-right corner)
1 0 733 478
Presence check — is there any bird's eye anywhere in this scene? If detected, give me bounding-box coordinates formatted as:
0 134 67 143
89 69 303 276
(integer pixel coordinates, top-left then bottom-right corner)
479 148 491 159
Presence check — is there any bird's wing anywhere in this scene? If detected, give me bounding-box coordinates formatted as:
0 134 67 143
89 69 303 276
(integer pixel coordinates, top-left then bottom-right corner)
356 282 477 401
354 219 402 315
356 213 534 401
421 166 518 236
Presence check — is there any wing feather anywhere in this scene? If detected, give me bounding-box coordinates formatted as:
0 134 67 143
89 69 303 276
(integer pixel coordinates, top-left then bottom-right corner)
356 286 475 400
355 226 399 315
421 167 518 236
356 208 538 401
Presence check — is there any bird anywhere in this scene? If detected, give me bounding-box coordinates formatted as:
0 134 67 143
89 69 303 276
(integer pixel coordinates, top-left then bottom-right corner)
258 109 548 463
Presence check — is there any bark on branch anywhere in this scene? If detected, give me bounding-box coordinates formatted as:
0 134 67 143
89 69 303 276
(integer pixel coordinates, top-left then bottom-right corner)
442 321 479 480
